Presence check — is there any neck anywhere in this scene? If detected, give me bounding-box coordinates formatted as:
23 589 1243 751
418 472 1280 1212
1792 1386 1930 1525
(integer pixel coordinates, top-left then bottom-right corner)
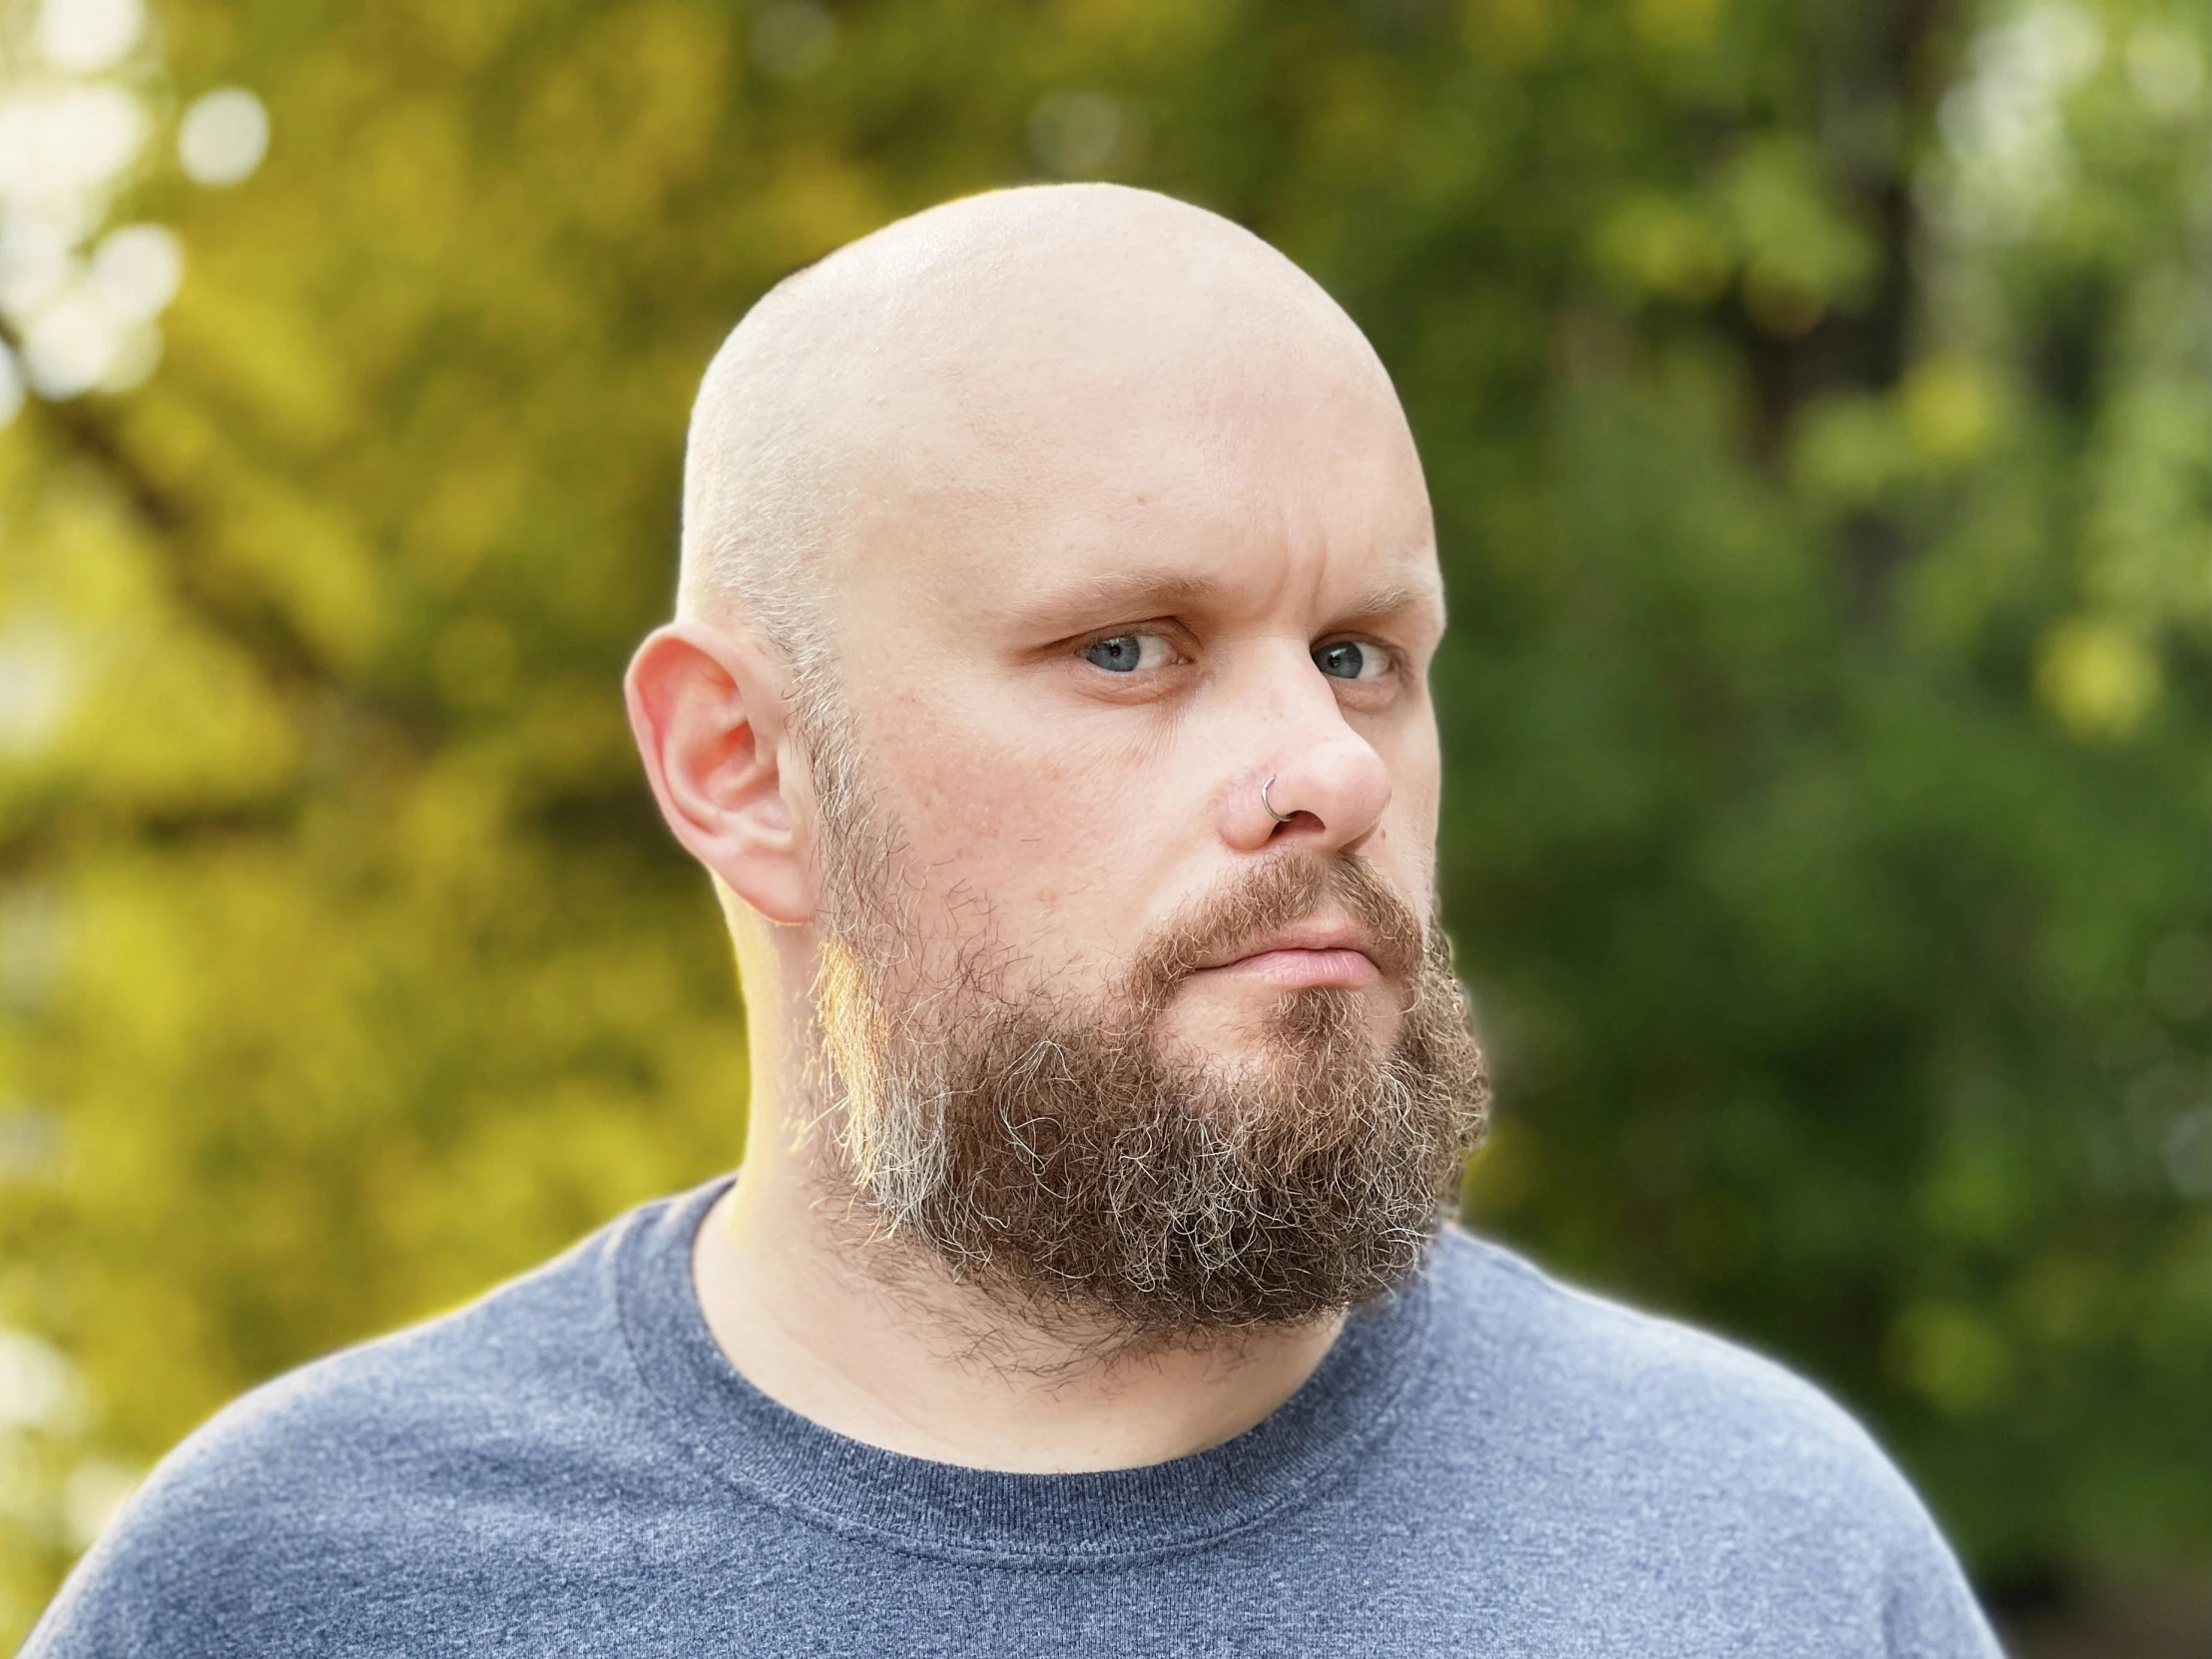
691 1119 1345 1473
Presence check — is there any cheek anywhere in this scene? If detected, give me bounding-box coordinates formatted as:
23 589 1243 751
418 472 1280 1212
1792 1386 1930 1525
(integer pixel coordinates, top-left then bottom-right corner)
1345 749 1440 917
893 730 1097 863
1392 748 1440 860
864 698 1162 959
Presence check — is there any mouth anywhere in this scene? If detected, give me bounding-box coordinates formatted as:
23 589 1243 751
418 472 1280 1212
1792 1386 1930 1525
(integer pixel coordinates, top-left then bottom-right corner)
1193 917 1383 990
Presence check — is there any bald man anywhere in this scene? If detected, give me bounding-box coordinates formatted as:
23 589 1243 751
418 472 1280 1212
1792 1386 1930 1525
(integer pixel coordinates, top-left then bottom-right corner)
27 186 2000 1658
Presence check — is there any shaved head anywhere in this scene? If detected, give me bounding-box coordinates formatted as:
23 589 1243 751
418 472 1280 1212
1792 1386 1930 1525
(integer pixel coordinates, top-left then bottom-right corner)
678 184 1400 680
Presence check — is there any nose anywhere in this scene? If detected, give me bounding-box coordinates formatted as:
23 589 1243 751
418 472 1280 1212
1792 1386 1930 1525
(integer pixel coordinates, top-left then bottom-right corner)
1217 645 1392 854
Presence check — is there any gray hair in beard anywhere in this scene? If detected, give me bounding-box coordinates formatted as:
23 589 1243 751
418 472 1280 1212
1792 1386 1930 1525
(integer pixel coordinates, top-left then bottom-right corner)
794 680 1489 1336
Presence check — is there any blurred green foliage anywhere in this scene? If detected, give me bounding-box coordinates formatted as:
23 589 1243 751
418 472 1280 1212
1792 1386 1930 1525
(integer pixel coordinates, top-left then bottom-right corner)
0 0 2205 1642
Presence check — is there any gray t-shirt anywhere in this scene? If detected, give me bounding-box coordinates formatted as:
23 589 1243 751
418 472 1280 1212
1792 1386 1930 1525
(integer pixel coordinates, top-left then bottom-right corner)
27 1178 2001 1656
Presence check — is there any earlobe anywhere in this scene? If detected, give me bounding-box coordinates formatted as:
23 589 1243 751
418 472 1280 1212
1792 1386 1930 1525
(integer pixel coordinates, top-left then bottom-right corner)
624 623 816 926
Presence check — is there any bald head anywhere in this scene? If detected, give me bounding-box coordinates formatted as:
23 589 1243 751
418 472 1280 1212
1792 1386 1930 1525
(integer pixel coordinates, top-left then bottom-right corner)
634 183 1461 1287
677 184 1409 681
643 185 1471 1339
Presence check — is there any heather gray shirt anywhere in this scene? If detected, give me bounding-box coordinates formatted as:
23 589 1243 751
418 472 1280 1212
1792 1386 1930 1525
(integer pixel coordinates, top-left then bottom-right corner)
28 1179 2001 1657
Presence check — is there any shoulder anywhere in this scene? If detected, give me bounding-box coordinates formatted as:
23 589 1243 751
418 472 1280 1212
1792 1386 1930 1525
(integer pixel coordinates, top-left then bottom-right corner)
23 1197 672 1658
1424 1225 1898 1466
1416 1228 1990 1603
1367 1230 2001 1652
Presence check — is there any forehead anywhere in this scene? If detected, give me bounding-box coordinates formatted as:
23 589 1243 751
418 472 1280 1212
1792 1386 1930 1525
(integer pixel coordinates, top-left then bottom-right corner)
835 334 1442 638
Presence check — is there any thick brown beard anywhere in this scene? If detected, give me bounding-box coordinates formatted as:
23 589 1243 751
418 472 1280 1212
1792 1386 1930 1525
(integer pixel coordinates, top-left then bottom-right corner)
800 708 1488 1337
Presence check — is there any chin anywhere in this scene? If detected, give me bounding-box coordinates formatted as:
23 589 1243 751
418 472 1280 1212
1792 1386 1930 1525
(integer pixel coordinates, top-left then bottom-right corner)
1268 981 1401 1043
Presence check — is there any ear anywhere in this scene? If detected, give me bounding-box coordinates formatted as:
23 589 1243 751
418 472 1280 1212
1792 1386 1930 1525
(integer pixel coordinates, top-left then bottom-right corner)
624 621 815 926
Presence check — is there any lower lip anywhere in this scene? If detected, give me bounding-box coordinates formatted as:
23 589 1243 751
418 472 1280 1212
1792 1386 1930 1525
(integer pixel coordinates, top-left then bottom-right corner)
1206 948 1381 989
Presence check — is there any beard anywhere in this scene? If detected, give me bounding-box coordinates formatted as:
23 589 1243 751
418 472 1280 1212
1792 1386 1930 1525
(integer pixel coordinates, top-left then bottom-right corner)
799 711 1489 1339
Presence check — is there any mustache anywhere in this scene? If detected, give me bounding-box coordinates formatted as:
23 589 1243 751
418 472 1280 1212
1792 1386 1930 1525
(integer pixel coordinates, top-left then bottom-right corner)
1124 853 1428 1011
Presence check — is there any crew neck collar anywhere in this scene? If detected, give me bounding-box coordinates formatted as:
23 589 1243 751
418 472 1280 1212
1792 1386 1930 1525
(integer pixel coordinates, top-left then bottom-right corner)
616 1178 1438 1567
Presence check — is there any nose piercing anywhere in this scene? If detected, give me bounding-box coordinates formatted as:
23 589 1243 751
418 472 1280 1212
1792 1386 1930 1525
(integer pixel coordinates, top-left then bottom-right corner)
1260 775 1294 825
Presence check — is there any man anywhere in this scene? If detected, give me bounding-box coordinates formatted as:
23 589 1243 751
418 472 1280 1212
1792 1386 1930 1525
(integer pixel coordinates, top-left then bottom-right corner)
27 185 2000 1656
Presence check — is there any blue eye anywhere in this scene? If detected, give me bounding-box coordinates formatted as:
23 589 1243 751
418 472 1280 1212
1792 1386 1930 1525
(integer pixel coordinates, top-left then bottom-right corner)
1314 640 1385 681
1083 633 1170 673
1085 635 1143 673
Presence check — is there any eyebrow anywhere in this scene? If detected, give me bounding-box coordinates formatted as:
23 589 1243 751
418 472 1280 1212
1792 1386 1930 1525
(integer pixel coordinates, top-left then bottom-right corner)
1006 565 1442 637
1005 568 1225 633
1333 581 1438 626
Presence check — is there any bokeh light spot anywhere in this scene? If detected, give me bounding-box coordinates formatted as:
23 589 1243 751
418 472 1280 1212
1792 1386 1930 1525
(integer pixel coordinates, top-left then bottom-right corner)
1902 355 1996 463
1028 91 1136 179
2127 22 2205 116
0 618 75 752
1889 1302 2013 1415
752 1 835 82
0 1328 73 1429
96 317 159 390
36 83 147 190
90 222 181 320
36 0 144 74
2034 616 2160 741
178 87 269 187
0 343 23 428
0 214 75 316
62 1458 141 1551
20 290 118 397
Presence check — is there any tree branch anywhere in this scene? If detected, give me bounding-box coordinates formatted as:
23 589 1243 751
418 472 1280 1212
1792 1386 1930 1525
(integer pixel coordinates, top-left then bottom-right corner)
2 317 334 694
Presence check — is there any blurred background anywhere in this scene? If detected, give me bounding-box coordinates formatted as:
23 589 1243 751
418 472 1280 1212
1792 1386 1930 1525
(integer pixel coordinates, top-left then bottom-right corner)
0 0 2203 1649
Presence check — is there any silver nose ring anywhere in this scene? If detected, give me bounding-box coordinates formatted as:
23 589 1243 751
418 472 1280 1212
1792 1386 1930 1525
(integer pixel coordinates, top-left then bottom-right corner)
1260 775 1294 825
